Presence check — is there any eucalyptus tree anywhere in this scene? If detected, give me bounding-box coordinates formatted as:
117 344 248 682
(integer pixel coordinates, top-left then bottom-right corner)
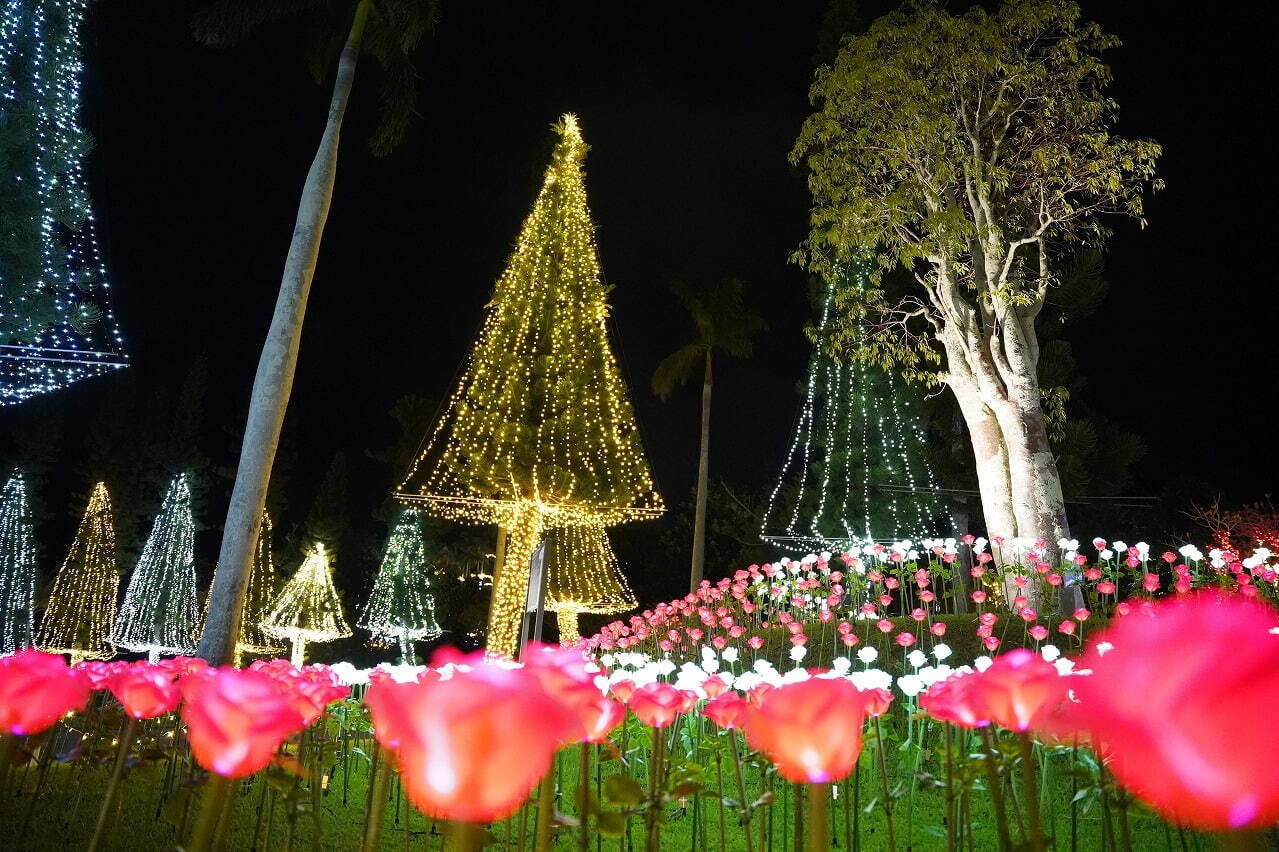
195 0 440 664
653 278 765 591
792 0 1160 550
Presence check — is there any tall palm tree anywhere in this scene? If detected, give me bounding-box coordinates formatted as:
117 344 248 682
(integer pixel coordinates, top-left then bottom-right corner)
194 0 440 665
653 278 765 592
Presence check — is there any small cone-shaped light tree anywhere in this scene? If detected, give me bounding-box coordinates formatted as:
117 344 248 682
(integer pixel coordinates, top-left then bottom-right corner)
763 255 953 549
0 471 37 654
396 115 662 656
37 482 119 662
205 511 283 664
261 544 351 666
359 510 441 665
544 524 637 643
111 474 201 662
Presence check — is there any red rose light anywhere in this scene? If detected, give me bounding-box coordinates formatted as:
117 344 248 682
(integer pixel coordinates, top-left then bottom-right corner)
919 671 990 729
629 681 685 729
704 692 749 730
969 649 1064 732
0 650 90 735
179 667 307 778
745 678 866 784
365 660 576 823
108 662 181 720
1073 593 1279 830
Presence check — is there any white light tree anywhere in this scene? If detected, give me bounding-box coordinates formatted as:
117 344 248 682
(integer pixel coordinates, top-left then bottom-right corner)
0 471 36 654
359 510 441 665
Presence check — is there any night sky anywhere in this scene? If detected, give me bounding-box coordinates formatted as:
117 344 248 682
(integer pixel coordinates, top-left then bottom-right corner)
2 1 1274 608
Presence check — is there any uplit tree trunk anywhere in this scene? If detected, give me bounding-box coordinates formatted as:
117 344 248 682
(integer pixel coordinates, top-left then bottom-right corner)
198 0 372 665
690 351 712 592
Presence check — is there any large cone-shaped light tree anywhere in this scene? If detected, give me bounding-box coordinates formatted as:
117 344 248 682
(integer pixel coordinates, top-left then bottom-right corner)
111 474 201 662
543 524 637 643
359 509 442 665
0 471 36 654
791 1 1160 555
261 544 351 666
397 115 662 656
37 482 120 662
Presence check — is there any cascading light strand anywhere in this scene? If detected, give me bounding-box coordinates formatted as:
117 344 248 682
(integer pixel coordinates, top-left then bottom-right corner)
260 543 352 666
359 509 442 665
0 470 37 654
36 481 119 662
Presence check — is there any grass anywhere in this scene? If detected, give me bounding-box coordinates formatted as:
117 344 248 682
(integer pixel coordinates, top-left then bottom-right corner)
0 700 1223 851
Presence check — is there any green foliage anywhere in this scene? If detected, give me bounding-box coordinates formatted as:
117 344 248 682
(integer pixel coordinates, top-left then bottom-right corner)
652 278 766 400
792 0 1162 380
304 453 348 556
192 0 441 155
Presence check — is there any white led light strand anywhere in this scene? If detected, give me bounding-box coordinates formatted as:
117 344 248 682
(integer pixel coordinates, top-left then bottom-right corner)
0 470 36 654
359 509 442 665
36 481 119 662
261 543 351 666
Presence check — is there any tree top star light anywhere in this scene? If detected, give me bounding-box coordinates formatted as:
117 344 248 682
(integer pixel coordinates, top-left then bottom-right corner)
0 0 128 403
396 114 662 656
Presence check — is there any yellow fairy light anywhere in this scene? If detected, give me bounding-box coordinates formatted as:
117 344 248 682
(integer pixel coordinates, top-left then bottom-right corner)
37 482 120 663
206 511 284 664
395 114 662 656
260 543 351 666
544 524 637 642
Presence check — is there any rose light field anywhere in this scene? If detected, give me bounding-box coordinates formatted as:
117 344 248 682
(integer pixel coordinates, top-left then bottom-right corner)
0 1 1274 851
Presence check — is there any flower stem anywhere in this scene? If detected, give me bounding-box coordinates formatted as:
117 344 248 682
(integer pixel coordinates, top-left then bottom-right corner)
450 820 485 851
806 783 829 852
360 745 393 852
873 715 897 852
944 724 955 852
534 766 556 852
0 733 18 801
1017 732 1046 850
86 716 139 852
186 772 236 852
727 731 755 852
577 742 591 852
644 726 666 852
978 727 1013 852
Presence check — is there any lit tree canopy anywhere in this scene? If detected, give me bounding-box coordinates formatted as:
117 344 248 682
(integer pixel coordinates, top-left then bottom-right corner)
544 524 636 613
0 471 36 654
791 0 1161 548
359 509 441 664
0 0 127 403
37 481 119 661
261 543 351 665
397 115 662 655
111 474 201 659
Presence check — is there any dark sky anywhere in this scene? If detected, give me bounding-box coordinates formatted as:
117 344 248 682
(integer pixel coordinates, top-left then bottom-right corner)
4 1 1274 601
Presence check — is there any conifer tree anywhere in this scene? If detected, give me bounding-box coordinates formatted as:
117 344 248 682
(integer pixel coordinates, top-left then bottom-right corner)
37 481 119 662
359 509 441 665
397 115 662 656
763 256 953 548
111 474 201 662
0 471 36 654
261 544 351 666
544 524 636 642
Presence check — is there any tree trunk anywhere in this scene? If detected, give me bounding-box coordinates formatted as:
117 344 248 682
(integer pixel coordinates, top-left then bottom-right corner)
486 505 544 657
689 351 712 592
197 0 372 665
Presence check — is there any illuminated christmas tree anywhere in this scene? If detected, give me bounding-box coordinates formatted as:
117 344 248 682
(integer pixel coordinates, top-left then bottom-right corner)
205 511 282 663
359 509 441 665
544 524 636 642
0 0 128 404
36 481 119 662
111 474 201 661
763 255 952 550
0 471 36 653
261 544 351 666
396 115 662 656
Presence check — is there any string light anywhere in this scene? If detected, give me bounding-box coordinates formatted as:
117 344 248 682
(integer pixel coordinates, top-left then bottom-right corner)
544 524 636 642
0 0 128 404
205 511 283 663
260 543 351 666
36 481 118 662
396 115 662 656
0 470 36 654
358 509 441 665
762 255 952 550
111 474 201 662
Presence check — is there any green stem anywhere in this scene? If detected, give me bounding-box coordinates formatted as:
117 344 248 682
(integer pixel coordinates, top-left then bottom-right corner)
1018 733 1046 851
449 820 485 852
645 726 666 852
806 784 829 852
873 716 897 852
944 724 955 852
0 733 18 802
186 773 236 852
87 716 139 852
360 746 393 852
728 732 755 852
978 727 1013 852
535 767 556 852
714 747 727 852
578 742 591 852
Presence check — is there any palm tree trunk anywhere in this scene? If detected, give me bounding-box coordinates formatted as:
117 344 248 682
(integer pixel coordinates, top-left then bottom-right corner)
198 0 373 665
690 351 712 592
